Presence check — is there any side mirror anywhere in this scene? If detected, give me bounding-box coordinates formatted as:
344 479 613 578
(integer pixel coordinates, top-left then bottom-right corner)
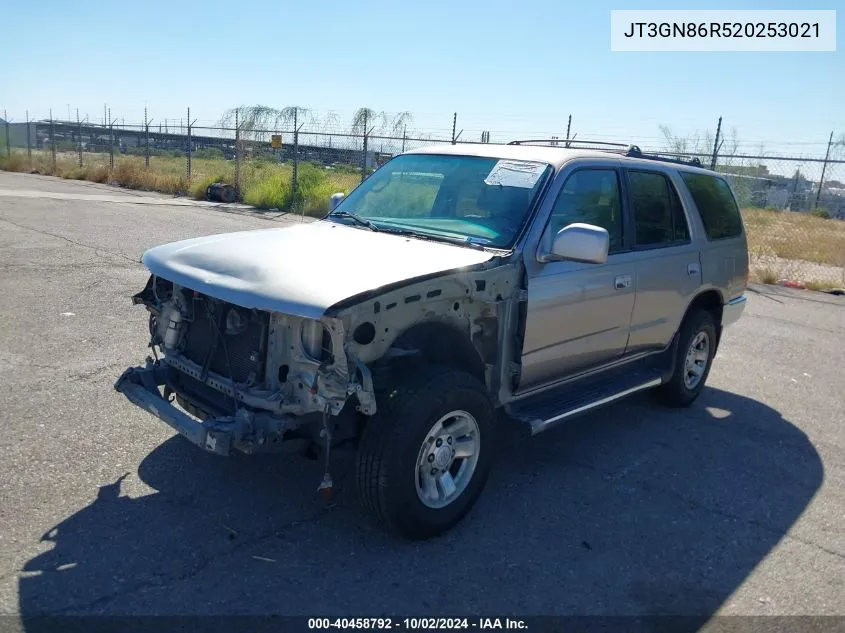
541 223 609 264
329 192 345 211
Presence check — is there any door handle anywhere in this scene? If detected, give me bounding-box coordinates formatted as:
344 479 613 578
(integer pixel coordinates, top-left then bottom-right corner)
687 263 701 276
614 275 632 290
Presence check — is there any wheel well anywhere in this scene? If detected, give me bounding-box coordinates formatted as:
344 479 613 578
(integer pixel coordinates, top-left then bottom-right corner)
683 289 724 349
685 290 724 325
380 321 485 384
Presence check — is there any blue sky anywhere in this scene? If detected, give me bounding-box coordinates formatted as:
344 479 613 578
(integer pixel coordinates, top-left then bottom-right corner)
2 0 842 155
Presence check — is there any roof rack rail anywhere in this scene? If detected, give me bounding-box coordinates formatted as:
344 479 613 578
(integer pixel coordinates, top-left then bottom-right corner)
623 145 703 167
507 139 630 149
506 138 705 168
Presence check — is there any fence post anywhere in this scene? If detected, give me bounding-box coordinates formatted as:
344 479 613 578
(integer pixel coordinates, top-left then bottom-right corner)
49 109 56 173
565 114 572 147
186 107 192 182
234 108 241 200
144 107 150 168
360 110 369 183
814 130 834 210
4 110 11 158
402 126 407 153
451 113 457 145
108 108 114 170
26 110 32 169
76 108 82 167
710 116 723 170
292 108 299 199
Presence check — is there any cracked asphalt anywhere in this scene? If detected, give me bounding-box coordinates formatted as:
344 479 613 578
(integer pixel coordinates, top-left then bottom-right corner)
0 172 843 622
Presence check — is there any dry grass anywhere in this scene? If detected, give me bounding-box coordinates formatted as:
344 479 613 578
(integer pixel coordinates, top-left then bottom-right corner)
742 207 845 268
752 267 780 285
0 150 359 217
804 279 844 292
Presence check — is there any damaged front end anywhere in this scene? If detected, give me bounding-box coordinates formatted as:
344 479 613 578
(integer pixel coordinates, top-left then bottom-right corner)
114 274 375 457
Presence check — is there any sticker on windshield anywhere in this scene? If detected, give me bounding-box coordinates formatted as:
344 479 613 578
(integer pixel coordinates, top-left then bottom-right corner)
484 160 546 188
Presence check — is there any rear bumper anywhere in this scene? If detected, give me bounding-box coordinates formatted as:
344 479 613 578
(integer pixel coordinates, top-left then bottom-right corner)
114 361 300 456
722 293 747 327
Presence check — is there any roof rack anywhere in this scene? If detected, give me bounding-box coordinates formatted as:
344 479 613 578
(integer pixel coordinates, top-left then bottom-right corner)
506 138 704 168
624 145 703 168
507 139 630 149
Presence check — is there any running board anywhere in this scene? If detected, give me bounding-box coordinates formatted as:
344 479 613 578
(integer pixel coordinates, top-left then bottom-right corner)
506 367 664 435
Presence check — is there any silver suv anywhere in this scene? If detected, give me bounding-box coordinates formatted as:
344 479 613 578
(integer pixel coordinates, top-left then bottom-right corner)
115 140 749 539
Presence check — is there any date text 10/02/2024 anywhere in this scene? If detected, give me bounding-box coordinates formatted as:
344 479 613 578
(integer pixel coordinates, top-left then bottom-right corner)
307 618 528 630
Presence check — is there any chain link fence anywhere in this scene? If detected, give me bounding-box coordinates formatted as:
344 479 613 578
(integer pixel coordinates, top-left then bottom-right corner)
1 109 843 288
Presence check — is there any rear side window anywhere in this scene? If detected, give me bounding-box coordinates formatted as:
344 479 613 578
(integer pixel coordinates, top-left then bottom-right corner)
680 172 743 239
627 170 690 247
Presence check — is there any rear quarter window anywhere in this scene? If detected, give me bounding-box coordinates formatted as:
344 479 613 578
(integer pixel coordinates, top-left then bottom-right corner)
680 172 744 240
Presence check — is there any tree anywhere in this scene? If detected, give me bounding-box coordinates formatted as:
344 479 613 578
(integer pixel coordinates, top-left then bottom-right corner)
659 123 743 169
351 108 385 136
222 105 311 143
390 111 413 136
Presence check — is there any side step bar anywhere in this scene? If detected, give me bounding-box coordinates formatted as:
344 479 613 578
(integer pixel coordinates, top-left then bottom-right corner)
505 368 664 435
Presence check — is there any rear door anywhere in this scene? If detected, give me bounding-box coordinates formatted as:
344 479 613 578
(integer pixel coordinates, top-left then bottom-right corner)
624 168 702 354
678 172 749 301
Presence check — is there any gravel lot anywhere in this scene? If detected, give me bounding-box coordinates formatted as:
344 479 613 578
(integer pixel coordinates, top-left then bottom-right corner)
0 173 843 623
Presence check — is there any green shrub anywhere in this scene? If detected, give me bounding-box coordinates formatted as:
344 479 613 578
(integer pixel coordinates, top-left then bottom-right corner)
243 172 293 210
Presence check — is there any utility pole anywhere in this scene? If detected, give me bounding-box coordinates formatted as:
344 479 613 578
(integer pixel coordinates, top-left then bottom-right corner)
815 130 834 209
710 116 723 170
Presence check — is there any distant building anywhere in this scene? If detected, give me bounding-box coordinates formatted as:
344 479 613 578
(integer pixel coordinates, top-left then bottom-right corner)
6 121 39 148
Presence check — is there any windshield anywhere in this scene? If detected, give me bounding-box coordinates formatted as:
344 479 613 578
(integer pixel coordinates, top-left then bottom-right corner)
327 153 552 249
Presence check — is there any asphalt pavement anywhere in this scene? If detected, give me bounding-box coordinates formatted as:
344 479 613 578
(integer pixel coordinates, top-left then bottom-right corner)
0 172 843 623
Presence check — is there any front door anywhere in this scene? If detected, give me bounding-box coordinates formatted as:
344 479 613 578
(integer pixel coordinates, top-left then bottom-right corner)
520 167 636 392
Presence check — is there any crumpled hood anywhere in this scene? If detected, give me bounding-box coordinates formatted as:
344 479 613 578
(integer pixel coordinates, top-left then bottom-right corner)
142 220 495 319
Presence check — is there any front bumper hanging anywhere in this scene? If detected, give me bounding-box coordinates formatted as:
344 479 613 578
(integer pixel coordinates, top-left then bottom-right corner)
115 360 242 456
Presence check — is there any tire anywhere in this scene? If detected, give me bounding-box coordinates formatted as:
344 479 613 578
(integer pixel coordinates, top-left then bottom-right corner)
356 366 495 540
654 309 717 407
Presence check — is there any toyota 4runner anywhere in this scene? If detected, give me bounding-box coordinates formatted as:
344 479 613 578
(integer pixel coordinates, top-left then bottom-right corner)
115 140 749 539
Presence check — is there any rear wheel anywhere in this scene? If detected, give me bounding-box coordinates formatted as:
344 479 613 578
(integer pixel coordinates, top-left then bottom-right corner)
356 366 495 539
655 309 717 407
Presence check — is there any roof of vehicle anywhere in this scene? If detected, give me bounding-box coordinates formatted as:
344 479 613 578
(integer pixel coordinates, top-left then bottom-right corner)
403 143 607 169
404 142 715 174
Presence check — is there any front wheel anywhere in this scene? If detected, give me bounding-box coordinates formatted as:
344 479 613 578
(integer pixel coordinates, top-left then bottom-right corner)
356 366 495 539
654 309 717 407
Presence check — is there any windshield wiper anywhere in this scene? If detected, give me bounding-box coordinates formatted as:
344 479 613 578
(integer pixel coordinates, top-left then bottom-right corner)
378 226 487 250
329 211 379 232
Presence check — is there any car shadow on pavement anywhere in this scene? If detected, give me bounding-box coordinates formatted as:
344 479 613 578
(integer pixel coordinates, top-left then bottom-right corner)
18 386 822 627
